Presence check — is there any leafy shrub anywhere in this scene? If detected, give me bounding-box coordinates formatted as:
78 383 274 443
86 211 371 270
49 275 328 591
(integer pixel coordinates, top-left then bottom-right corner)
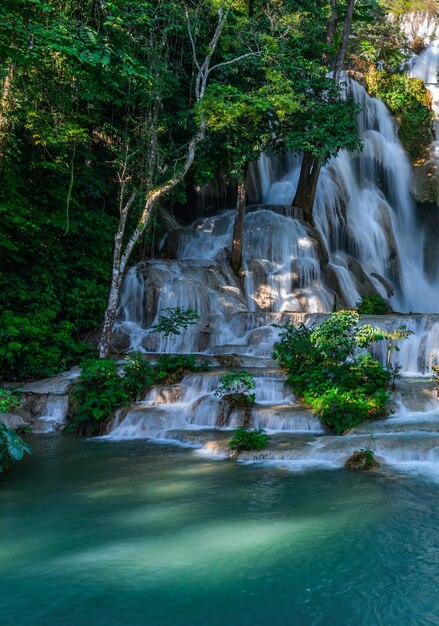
0 388 20 413
121 354 156 400
68 353 204 435
338 354 391 394
69 359 129 436
0 422 32 475
305 388 387 435
155 354 202 384
215 371 256 406
273 311 407 434
152 307 200 353
366 69 433 162
356 294 390 315
0 310 95 381
228 428 268 451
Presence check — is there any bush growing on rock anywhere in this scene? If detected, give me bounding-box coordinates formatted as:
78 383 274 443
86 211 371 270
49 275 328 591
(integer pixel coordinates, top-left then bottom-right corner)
228 428 268 452
0 388 20 414
356 294 390 315
345 449 379 471
273 310 408 434
215 371 256 407
68 353 206 435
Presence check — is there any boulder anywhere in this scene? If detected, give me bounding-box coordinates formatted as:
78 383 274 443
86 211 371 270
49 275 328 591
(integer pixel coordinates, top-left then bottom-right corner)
345 449 379 471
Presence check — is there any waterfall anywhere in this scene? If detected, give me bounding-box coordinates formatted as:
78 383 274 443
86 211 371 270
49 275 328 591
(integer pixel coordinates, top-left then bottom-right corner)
258 78 436 313
112 74 439 374
410 39 439 151
107 371 322 440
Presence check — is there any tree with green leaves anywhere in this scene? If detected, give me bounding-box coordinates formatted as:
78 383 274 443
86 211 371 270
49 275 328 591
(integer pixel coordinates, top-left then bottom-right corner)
152 307 200 353
98 0 264 358
288 0 363 223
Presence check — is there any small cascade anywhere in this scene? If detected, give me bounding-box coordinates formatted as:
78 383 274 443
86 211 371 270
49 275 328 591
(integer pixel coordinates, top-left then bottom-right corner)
7 369 80 433
36 396 69 431
107 369 321 440
369 315 439 375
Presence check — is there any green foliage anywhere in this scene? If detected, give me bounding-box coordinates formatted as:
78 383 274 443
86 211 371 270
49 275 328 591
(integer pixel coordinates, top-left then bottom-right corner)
0 421 31 475
387 0 438 17
152 308 200 338
120 354 156 401
215 371 256 406
70 359 129 436
68 352 204 434
0 310 95 380
357 294 390 315
0 388 20 413
154 354 203 384
347 3 434 162
272 311 407 434
305 388 388 434
345 448 379 471
228 428 268 451
283 88 362 162
310 311 385 362
366 69 433 162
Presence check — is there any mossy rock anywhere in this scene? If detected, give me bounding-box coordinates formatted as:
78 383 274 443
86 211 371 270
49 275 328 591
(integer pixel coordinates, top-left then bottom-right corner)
345 450 379 471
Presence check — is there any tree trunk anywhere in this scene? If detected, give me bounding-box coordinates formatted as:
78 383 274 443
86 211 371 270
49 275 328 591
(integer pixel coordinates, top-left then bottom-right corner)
322 0 338 66
0 63 14 171
99 187 137 358
230 165 247 275
291 152 321 225
99 274 123 359
248 0 255 18
333 0 356 84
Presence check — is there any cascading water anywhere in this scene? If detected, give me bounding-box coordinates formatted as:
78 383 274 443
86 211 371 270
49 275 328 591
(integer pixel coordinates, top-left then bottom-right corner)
106 59 439 482
119 75 439 351
107 370 322 440
259 78 436 312
113 76 439 371
410 40 439 145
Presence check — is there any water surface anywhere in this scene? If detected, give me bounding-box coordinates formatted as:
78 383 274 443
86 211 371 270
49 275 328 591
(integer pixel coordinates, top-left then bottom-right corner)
1 436 439 625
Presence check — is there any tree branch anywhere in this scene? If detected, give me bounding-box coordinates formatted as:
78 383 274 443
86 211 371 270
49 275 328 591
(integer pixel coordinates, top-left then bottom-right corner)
210 50 261 73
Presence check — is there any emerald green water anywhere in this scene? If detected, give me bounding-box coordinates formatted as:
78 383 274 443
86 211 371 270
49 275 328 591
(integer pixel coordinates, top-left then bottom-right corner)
1 436 439 625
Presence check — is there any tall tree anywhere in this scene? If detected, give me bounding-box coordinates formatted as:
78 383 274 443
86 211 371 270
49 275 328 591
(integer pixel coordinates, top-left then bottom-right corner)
99 0 256 357
290 0 360 223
